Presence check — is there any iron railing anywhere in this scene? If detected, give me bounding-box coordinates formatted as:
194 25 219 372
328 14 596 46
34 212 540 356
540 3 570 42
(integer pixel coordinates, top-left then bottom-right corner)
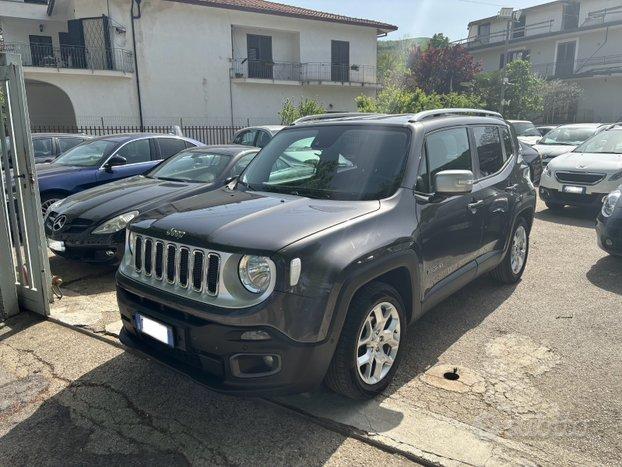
1 42 134 73
230 59 377 84
532 54 622 78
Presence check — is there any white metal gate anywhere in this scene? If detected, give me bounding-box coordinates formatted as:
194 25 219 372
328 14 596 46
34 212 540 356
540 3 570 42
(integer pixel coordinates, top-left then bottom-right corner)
0 53 52 318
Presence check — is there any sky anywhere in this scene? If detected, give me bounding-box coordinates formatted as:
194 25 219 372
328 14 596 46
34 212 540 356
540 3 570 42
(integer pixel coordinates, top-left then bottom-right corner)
284 0 549 41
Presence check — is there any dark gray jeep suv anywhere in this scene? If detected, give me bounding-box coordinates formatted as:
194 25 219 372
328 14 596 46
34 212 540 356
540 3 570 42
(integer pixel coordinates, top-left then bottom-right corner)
116 110 536 399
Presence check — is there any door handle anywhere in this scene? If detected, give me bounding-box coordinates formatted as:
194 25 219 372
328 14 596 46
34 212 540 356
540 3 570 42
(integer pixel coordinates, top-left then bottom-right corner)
467 200 484 213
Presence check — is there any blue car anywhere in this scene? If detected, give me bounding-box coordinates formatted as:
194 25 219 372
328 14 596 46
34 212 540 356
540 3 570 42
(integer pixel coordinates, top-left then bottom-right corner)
37 133 202 215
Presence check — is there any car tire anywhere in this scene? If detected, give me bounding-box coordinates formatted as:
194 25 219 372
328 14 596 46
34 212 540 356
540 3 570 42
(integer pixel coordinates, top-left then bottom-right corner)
545 201 564 211
324 281 406 400
491 217 530 284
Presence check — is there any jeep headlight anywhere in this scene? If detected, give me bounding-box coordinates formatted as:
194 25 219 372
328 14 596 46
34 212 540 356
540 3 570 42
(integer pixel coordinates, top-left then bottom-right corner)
93 211 139 234
602 190 620 218
238 255 274 294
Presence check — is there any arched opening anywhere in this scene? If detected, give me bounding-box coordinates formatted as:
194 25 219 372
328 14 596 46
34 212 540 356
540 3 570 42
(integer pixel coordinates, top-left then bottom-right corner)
25 80 77 129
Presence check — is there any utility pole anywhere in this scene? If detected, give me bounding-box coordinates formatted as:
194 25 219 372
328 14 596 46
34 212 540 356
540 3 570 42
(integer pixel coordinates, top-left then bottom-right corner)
498 8 514 115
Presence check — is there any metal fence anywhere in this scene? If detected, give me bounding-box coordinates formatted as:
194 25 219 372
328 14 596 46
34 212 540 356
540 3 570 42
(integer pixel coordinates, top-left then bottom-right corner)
1 42 134 73
30 124 244 145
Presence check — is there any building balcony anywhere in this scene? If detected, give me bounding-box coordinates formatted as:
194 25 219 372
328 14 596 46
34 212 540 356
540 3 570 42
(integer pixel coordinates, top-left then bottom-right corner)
532 54 622 79
230 59 378 86
1 42 134 74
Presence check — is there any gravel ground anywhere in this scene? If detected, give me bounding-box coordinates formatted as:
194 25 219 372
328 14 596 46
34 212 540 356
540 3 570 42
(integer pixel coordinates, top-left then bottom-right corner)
45 197 622 465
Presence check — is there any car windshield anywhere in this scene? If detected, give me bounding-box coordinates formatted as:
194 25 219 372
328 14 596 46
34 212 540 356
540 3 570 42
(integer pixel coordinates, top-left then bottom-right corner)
540 127 597 146
573 130 622 154
53 140 118 167
511 122 540 137
148 149 232 183
240 125 410 201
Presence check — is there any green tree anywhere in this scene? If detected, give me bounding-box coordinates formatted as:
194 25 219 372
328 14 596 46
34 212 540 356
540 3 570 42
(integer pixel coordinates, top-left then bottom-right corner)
474 60 544 119
541 79 583 123
428 33 450 49
278 98 325 125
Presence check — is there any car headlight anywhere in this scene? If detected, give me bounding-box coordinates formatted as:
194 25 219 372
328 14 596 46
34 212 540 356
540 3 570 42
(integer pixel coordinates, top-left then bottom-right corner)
92 211 139 234
610 171 622 181
238 255 274 294
602 190 620 218
543 165 552 178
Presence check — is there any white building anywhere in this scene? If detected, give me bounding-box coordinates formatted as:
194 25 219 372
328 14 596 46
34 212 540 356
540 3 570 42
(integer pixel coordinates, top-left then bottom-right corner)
0 0 396 128
461 0 622 122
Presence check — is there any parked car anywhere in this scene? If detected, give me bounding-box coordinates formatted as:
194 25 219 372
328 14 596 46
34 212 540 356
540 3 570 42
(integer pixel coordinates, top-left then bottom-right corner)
45 145 258 262
116 110 536 399
539 126 622 210
597 186 622 256
533 123 606 166
508 120 541 145
537 125 557 136
520 141 542 184
232 125 285 148
3 133 90 167
37 133 202 215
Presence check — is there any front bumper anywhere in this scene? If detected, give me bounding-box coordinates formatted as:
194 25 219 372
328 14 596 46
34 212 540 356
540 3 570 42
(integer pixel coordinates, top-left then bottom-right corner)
596 214 622 255
539 186 607 207
116 273 337 396
45 213 124 262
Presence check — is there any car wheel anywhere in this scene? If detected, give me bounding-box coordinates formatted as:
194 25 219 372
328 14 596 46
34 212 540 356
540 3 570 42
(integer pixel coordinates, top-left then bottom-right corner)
325 282 406 400
545 201 564 211
491 218 529 284
40 194 63 217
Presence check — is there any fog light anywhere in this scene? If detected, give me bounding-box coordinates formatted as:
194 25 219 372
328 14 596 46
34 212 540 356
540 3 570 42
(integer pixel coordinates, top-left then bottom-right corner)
240 330 271 341
230 354 281 378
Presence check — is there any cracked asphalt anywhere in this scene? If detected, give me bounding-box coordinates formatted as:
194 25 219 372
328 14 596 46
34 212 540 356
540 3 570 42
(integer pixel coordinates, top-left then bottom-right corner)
9 198 622 465
0 315 413 466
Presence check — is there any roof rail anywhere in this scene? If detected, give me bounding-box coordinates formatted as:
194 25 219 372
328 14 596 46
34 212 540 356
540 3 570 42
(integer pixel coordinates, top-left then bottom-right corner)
409 108 503 123
291 112 384 125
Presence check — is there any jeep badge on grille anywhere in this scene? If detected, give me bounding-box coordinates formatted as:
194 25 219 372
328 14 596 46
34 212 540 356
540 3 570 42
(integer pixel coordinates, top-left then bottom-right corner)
166 228 186 239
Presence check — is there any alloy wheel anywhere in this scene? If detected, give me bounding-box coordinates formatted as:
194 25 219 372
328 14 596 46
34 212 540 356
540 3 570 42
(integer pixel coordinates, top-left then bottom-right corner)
510 225 527 274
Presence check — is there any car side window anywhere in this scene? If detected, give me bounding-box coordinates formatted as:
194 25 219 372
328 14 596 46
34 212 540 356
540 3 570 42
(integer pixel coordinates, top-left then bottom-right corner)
423 127 472 192
501 127 515 159
473 126 505 177
230 152 257 177
256 131 271 148
158 138 187 159
57 137 85 154
116 139 152 164
33 137 53 158
234 130 256 146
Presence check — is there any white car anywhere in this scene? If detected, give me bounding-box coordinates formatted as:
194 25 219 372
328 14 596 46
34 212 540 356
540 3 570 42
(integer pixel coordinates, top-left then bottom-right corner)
508 120 541 146
533 123 606 166
539 127 622 210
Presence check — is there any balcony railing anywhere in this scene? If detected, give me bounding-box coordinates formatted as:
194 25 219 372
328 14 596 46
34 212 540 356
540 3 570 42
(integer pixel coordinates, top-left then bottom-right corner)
230 59 377 84
1 42 134 73
456 20 556 48
531 54 622 78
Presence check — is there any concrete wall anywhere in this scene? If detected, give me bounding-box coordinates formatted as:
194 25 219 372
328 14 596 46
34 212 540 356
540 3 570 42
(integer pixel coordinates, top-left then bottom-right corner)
4 0 380 127
574 75 622 122
25 80 76 127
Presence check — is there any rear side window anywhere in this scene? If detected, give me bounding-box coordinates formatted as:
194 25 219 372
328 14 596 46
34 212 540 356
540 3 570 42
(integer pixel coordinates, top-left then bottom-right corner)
33 137 53 158
57 137 85 154
473 126 504 177
234 130 257 146
256 131 272 148
421 127 472 192
158 138 187 158
502 127 514 158
116 139 152 164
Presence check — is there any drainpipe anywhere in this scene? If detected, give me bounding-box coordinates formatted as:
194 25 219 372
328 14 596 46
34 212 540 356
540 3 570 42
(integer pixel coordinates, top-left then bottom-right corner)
131 0 144 131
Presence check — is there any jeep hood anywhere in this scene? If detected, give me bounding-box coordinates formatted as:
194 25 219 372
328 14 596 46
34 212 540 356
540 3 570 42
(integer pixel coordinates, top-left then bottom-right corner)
131 187 381 253
55 176 216 224
549 152 622 172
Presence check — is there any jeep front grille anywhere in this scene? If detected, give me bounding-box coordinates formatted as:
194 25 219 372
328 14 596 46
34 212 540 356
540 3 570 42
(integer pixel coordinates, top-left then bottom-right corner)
555 171 606 185
132 234 220 296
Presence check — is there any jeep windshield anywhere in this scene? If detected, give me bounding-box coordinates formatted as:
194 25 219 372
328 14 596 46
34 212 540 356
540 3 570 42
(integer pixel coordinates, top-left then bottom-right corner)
240 125 410 201
147 149 231 183
540 127 597 146
53 140 118 167
573 129 622 154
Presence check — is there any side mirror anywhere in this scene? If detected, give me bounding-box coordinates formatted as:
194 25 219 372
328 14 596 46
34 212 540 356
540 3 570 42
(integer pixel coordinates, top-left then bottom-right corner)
104 155 127 171
435 170 474 195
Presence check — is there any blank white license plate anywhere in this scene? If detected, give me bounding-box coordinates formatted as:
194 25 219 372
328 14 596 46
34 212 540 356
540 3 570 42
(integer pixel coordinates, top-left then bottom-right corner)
135 314 174 347
563 185 585 194
47 239 65 252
